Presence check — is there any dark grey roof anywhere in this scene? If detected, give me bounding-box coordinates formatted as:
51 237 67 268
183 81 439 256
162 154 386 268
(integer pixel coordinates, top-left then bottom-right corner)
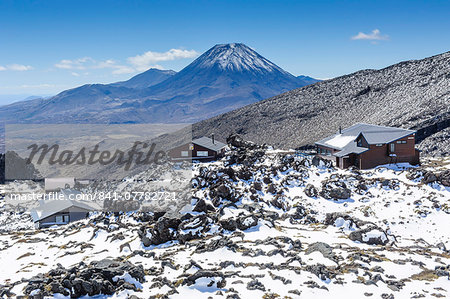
334 141 369 157
30 189 99 222
192 136 227 152
316 123 415 150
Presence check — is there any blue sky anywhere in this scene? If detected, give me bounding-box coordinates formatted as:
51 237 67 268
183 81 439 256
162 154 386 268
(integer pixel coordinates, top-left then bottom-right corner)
0 0 449 104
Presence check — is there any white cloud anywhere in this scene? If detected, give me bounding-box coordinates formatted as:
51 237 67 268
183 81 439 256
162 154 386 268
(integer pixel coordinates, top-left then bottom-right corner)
351 29 389 41
54 57 94 70
71 72 80 77
19 84 56 89
94 59 118 69
0 64 33 71
54 48 198 76
127 49 199 71
55 57 135 74
111 66 136 75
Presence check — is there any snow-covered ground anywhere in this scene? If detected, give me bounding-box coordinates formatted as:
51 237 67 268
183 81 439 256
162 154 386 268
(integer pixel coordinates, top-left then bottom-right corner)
0 143 449 298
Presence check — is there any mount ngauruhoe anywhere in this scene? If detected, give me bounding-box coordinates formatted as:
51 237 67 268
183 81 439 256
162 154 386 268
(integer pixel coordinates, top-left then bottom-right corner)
0 43 317 123
193 51 450 156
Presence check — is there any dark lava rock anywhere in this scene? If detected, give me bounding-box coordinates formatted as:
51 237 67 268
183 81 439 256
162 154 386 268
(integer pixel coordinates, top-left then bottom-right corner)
422 171 438 184
210 182 236 204
406 168 424 181
24 259 144 298
349 226 389 245
435 265 450 277
195 236 239 253
271 195 290 211
306 264 333 281
267 183 277 194
178 214 211 243
193 198 215 213
263 176 272 184
305 242 335 261
246 279 266 291
290 239 302 251
289 205 317 224
144 216 182 246
438 170 450 186
324 212 361 228
253 181 262 191
380 179 400 190
320 180 351 200
236 215 258 230
304 184 318 197
227 134 257 150
219 218 237 231
133 212 155 223
184 271 226 289
237 169 252 180
222 167 237 181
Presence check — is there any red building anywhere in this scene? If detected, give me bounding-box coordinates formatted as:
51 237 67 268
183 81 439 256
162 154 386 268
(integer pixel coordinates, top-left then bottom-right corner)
169 136 227 162
315 123 420 169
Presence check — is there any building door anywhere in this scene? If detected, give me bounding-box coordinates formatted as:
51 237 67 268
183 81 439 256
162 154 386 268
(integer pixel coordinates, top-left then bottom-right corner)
390 143 395 153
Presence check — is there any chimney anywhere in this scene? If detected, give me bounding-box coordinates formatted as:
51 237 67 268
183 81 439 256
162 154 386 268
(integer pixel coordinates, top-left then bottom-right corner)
339 126 342 134
211 133 215 144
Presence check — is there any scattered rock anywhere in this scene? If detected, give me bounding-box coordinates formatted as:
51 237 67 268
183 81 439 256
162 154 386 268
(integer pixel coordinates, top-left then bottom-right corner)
320 180 352 200
304 184 318 197
24 259 144 297
247 279 266 291
236 215 258 230
349 226 389 245
305 242 336 261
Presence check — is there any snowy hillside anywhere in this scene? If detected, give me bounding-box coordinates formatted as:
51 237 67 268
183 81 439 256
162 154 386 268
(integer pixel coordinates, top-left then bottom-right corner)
1 136 449 298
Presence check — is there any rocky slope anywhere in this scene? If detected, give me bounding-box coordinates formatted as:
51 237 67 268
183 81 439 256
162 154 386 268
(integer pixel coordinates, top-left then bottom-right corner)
1 136 449 298
193 51 450 157
0 44 317 124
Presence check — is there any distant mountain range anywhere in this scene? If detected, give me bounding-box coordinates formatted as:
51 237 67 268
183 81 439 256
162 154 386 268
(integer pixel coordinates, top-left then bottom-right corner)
110 69 176 89
193 51 450 157
0 43 318 124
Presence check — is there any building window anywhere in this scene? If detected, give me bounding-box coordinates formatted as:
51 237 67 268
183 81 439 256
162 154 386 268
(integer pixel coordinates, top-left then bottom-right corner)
197 151 208 157
357 138 362 147
181 151 189 157
376 144 383 147
390 143 395 152
397 140 406 144
317 147 332 156
56 214 69 223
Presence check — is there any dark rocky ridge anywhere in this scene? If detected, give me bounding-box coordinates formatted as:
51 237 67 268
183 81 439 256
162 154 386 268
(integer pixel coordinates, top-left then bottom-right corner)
192 51 450 157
